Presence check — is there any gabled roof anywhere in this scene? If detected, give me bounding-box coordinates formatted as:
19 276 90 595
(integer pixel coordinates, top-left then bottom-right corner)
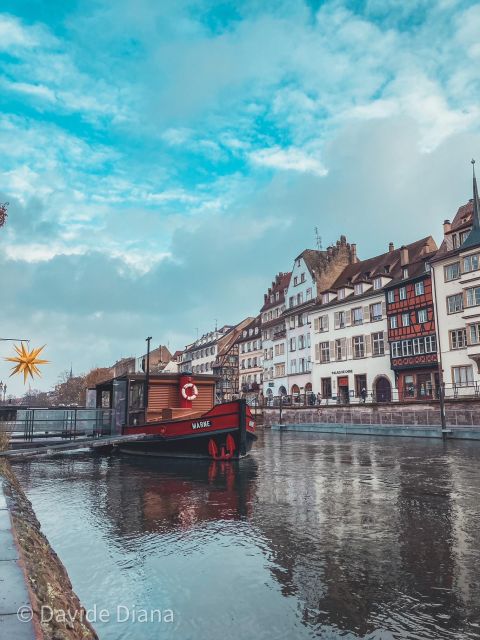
460 160 480 251
261 272 291 312
321 236 437 296
297 249 328 277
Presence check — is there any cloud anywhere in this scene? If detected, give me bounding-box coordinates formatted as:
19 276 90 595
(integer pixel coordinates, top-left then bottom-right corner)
249 147 327 176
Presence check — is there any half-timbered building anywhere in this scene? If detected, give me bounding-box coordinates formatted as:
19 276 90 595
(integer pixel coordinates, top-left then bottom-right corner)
384 242 439 400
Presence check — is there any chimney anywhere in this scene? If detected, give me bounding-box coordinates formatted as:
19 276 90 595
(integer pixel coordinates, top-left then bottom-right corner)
264 294 267 303
422 239 431 255
400 245 409 266
443 219 451 234
389 242 394 252
351 243 358 263
327 246 333 257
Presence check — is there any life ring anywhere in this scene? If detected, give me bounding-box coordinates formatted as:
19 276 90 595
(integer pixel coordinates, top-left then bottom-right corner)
181 382 198 401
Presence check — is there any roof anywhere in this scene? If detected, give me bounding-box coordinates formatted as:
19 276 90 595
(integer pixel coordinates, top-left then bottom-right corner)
236 315 262 343
298 249 328 277
261 272 292 312
319 236 437 299
460 163 480 251
435 200 474 258
384 254 437 288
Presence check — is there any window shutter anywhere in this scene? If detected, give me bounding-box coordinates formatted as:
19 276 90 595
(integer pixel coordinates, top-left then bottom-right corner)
382 301 386 317
341 337 347 360
325 315 329 331
330 340 336 361
314 317 319 332
364 306 370 323
334 312 339 329
383 331 390 353
347 338 353 359
365 334 372 356
345 309 352 326
466 327 471 347
315 343 320 362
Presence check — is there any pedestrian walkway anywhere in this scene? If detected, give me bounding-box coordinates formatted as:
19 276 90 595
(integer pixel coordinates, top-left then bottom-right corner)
0 483 36 639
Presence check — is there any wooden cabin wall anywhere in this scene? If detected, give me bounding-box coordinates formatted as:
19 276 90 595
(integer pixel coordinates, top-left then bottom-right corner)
192 381 215 412
146 377 215 421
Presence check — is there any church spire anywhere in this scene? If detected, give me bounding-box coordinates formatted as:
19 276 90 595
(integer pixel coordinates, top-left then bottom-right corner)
460 159 480 250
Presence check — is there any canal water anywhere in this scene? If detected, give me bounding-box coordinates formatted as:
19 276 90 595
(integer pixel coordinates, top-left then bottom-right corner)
12 431 480 640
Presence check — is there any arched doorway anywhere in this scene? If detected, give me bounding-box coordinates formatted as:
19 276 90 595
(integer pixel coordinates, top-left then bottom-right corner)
375 376 392 402
291 384 300 396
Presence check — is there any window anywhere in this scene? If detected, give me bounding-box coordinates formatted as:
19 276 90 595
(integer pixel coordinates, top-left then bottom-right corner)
352 307 363 325
275 343 284 356
444 262 460 281
466 287 480 307
335 339 343 360
290 359 297 374
370 302 382 321
402 340 413 356
399 287 407 300
337 310 346 328
289 316 295 329
469 323 480 345
402 313 410 327
322 293 329 304
424 335 437 353
372 332 384 356
289 337 296 351
354 283 363 295
464 254 480 273
413 338 425 355
289 296 294 308
453 365 473 387
301 273 306 283
373 277 382 290
353 336 365 358
392 342 401 357
390 315 398 329
274 363 285 377
275 292 279 301
417 309 428 323
447 294 463 314
320 341 330 363
297 292 303 305
402 267 408 279
298 335 306 349
387 290 395 303
321 378 332 398
294 276 298 286
306 288 312 300
338 289 345 300
460 230 470 245
415 281 424 295
450 329 467 349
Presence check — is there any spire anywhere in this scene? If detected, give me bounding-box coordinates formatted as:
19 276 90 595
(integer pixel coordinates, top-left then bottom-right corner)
460 159 480 250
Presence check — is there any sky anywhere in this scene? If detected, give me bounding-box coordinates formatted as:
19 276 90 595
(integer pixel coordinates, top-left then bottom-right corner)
1 0 480 395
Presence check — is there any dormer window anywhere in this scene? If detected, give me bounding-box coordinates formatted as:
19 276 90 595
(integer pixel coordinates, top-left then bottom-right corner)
460 230 470 244
322 293 329 304
338 288 345 300
402 267 408 279
452 234 458 249
270 295 274 303
373 277 382 290
354 283 363 295
275 292 279 301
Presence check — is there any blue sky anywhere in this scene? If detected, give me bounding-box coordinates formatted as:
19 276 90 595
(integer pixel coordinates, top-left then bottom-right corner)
1 0 480 395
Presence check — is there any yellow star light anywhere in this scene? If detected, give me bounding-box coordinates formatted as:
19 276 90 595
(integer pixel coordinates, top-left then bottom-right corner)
5 343 49 383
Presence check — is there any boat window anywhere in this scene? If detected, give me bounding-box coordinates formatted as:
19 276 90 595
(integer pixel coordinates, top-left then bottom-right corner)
129 382 144 409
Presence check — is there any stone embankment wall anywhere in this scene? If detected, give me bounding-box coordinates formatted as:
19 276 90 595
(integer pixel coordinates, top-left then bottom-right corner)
0 460 98 640
263 399 480 428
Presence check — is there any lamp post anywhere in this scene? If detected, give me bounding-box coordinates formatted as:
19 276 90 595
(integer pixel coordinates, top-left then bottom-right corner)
144 336 152 415
0 381 3 405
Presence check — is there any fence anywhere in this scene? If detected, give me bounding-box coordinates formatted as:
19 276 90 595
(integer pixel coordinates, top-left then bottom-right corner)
0 407 114 443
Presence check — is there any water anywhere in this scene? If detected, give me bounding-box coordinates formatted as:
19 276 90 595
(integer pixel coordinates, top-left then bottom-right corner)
12 431 480 639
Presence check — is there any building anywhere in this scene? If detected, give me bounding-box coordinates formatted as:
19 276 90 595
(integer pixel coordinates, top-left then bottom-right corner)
310 237 437 402
430 163 480 394
180 327 234 375
283 239 356 398
260 272 291 400
384 241 439 400
111 356 136 378
213 318 255 402
237 315 263 404
137 345 172 374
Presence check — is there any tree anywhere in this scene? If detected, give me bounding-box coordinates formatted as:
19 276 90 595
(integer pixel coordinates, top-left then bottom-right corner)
84 367 112 388
52 371 86 406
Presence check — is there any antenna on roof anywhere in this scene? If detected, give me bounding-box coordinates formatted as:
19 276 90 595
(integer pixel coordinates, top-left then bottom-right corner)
314 227 323 250
214 319 218 331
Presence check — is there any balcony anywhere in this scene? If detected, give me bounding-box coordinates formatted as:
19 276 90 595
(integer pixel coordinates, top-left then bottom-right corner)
272 329 286 341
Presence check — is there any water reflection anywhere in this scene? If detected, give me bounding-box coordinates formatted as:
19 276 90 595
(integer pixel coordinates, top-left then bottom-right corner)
13 433 480 640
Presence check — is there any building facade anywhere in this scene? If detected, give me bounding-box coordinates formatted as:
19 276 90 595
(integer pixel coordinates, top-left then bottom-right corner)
283 239 357 398
261 272 291 400
310 238 437 402
385 243 439 401
431 166 480 394
237 315 263 404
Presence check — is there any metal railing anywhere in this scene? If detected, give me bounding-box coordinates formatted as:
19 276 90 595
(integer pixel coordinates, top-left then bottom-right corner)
0 407 114 443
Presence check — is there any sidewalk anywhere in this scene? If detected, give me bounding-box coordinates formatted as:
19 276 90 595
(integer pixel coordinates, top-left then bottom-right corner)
0 483 36 639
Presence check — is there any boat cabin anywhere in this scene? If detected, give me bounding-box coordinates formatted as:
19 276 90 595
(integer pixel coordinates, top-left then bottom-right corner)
90 372 217 433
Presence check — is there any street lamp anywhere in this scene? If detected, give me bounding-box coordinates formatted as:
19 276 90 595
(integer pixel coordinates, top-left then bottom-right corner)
0 381 3 405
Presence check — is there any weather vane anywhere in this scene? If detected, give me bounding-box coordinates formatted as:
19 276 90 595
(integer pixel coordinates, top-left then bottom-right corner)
5 343 49 383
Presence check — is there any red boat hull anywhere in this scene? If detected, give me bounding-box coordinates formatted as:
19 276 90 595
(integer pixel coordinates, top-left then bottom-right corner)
119 400 257 460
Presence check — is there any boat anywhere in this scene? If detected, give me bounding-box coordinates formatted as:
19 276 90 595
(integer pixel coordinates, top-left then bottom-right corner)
90 372 257 459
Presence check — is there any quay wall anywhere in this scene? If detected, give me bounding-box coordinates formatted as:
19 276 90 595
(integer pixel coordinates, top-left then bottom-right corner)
0 460 98 640
263 399 480 440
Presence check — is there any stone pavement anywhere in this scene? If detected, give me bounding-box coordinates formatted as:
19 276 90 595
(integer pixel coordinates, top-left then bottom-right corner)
0 483 36 639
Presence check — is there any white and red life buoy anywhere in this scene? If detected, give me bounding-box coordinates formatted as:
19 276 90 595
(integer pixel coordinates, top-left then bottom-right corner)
181 382 198 401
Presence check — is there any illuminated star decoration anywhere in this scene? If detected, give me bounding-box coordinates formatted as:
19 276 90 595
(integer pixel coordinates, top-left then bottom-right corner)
5 343 49 383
